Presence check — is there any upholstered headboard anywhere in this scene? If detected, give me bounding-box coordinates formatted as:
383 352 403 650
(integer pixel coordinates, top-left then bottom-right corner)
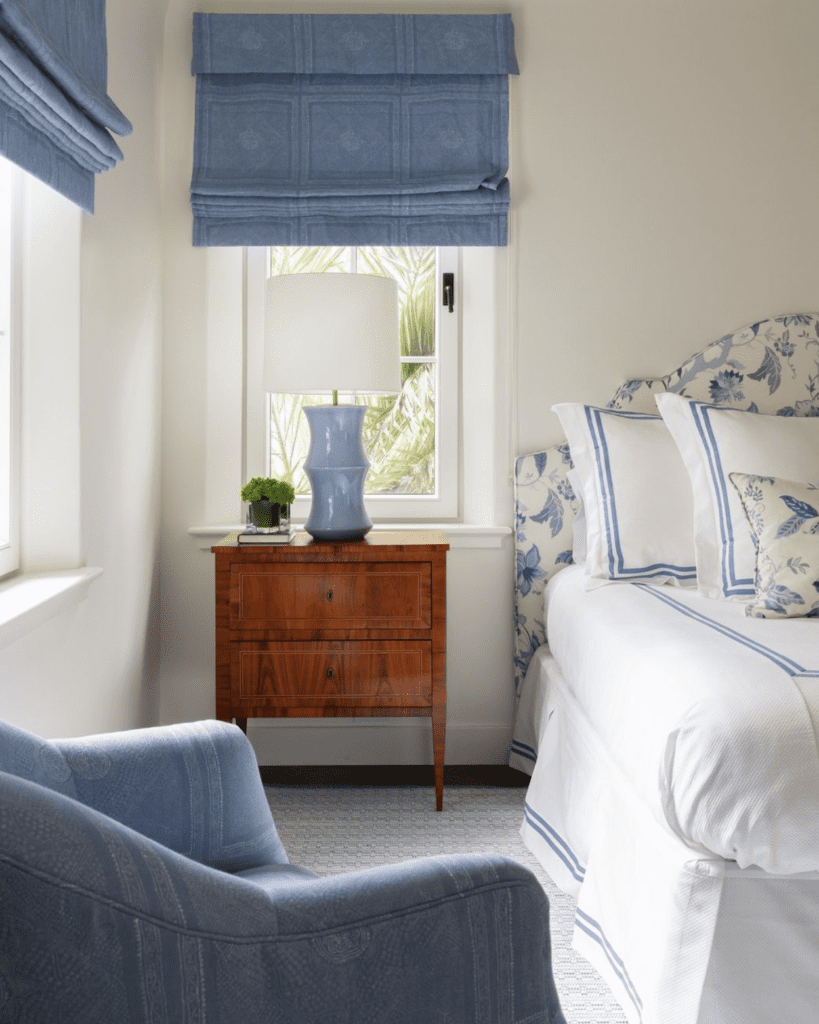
514 313 819 692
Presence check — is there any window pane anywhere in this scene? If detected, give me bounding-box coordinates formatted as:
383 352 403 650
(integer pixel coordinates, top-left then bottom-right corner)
356 362 435 495
269 246 350 275
267 246 438 496
358 246 435 356
268 392 323 495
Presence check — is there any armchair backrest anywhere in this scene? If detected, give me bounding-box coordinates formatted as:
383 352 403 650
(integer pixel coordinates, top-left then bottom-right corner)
0 718 289 873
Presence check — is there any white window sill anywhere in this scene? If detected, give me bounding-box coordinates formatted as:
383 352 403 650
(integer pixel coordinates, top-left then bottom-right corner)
0 567 104 650
188 523 511 550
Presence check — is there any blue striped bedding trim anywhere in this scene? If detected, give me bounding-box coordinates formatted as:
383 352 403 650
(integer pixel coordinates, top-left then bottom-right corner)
523 801 585 883
575 906 644 1020
584 407 697 582
636 584 819 677
524 799 643 1018
509 738 537 764
690 403 754 598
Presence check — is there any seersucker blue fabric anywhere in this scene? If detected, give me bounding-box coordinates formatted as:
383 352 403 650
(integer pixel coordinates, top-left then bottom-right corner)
0 0 131 211
0 717 566 1023
190 13 518 246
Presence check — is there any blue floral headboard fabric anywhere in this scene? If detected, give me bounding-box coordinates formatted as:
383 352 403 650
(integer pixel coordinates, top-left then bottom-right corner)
514 313 819 693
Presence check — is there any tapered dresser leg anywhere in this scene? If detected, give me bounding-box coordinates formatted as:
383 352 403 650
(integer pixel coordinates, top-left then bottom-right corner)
432 706 445 811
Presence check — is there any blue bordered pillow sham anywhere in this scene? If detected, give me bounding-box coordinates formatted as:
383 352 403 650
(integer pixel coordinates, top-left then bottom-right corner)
553 403 696 587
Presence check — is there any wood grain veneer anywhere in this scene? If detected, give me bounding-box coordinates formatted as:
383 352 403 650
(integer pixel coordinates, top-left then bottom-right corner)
212 530 449 809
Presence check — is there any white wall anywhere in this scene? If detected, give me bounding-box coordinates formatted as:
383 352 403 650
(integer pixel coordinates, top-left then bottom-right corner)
0 0 165 737
513 0 819 454
157 0 819 764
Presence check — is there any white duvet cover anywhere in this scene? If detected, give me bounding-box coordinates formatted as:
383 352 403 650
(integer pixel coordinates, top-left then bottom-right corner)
545 565 819 873
511 565 819 1024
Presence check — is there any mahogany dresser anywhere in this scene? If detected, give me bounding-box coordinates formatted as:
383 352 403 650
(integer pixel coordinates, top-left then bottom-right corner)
212 530 449 809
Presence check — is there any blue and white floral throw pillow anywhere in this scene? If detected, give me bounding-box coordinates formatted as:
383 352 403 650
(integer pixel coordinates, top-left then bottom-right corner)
729 473 819 619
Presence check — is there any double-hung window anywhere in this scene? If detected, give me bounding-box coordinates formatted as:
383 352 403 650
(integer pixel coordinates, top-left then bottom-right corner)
246 246 459 521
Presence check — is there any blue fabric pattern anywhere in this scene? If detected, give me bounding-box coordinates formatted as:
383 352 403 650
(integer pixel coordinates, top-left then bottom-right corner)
1 718 565 1023
190 14 517 246
0 0 131 211
729 473 819 619
513 314 819 696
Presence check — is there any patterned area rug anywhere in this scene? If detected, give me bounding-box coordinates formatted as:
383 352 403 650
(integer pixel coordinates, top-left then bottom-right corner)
265 782 627 1024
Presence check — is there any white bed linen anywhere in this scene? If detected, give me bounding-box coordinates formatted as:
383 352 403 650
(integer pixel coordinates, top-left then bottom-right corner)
512 643 819 1024
544 565 819 873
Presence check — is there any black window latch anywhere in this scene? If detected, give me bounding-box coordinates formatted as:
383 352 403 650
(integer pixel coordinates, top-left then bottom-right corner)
442 272 454 313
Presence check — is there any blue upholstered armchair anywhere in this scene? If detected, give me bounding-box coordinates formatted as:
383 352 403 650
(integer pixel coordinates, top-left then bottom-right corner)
0 718 565 1023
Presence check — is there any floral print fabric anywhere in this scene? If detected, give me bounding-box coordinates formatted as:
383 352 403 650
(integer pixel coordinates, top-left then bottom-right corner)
730 473 819 618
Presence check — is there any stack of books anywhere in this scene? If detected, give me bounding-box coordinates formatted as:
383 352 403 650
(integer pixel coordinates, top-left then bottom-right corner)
235 527 297 545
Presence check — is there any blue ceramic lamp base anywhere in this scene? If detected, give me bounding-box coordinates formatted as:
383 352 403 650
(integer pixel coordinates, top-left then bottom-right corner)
302 404 372 541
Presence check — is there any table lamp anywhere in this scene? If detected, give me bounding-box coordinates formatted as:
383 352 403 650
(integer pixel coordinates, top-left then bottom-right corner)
263 273 401 541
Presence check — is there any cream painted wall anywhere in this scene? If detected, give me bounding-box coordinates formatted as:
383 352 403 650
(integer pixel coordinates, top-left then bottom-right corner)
513 0 819 454
0 0 165 737
157 0 819 764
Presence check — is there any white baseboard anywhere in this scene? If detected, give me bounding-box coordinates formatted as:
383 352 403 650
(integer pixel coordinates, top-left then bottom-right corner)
246 719 513 766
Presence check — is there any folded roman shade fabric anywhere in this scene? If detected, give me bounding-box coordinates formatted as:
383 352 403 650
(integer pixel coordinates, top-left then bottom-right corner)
0 0 132 211
190 13 518 246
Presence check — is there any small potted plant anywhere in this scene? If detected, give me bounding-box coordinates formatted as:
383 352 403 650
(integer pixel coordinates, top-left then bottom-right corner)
240 476 296 532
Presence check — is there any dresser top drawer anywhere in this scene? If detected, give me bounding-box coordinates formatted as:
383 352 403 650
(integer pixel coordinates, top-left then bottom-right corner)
229 562 432 631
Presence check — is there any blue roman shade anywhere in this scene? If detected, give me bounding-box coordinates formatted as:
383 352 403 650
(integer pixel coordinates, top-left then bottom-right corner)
0 0 131 212
190 13 518 246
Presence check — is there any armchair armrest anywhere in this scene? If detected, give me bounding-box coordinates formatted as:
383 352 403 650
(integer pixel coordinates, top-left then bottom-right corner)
53 719 287 871
1 773 565 1024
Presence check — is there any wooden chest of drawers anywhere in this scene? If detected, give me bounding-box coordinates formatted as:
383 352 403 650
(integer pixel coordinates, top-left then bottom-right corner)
212 530 449 809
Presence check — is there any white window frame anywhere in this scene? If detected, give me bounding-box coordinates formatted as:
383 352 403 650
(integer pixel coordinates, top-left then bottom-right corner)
244 246 460 521
0 159 20 579
0 167 102 648
192 243 512 548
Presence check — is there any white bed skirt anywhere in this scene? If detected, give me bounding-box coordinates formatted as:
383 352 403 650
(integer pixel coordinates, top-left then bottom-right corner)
511 647 819 1024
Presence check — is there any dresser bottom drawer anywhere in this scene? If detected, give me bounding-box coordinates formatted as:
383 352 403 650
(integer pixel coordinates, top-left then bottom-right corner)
232 641 432 712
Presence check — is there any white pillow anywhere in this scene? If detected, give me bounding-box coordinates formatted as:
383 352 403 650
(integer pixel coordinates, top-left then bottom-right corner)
553 403 697 586
655 392 819 601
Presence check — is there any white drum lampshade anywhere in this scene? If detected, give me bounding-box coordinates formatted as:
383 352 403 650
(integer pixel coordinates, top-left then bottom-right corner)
264 273 401 396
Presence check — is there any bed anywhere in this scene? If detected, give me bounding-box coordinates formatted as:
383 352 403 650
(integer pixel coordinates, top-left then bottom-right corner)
510 314 819 1024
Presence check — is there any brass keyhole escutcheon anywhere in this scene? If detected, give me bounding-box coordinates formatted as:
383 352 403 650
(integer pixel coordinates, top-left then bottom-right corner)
327 667 334 679
327 590 333 601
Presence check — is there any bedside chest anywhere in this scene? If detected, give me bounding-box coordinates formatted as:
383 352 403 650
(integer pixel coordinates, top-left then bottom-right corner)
212 530 449 810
